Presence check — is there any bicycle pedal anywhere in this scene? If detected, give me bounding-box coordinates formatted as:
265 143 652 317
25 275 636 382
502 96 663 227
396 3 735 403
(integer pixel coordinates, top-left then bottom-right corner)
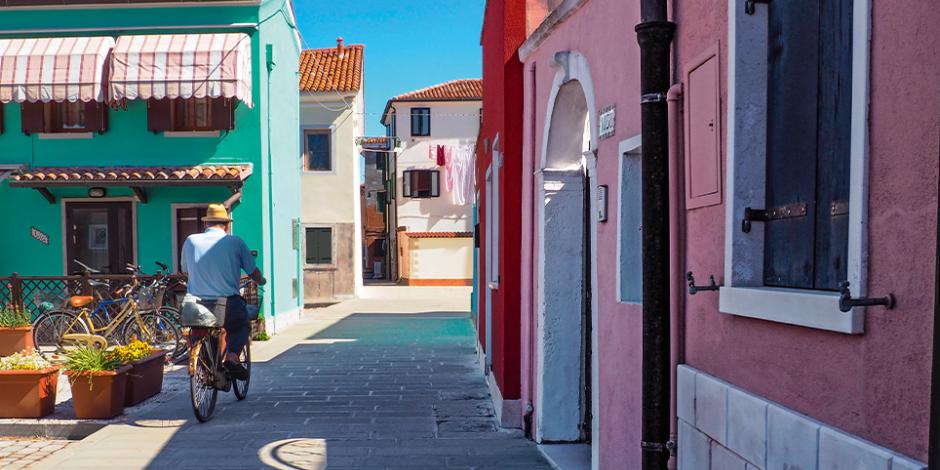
213 371 232 392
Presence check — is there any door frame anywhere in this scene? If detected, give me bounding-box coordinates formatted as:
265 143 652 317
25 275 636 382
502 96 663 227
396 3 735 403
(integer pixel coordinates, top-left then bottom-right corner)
61 197 138 275
170 203 210 273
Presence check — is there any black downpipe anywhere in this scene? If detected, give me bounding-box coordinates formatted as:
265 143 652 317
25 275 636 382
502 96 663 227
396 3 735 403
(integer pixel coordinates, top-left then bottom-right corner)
928 143 939 468
636 0 675 469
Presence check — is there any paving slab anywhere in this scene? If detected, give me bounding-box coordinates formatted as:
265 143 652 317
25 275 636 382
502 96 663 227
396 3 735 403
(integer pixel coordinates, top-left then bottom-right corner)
32 294 552 469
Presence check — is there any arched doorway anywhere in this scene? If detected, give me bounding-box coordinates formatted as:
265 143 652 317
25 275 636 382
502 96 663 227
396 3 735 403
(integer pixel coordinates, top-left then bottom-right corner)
535 51 599 463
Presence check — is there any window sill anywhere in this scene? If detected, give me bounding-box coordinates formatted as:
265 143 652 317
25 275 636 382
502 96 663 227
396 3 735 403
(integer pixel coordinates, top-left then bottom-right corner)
304 265 338 271
163 131 221 138
718 286 864 334
38 132 93 140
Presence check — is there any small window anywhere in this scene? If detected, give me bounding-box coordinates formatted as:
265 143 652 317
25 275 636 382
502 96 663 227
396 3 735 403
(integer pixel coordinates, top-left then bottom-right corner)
410 107 430 136
21 101 107 134
174 98 212 131
304 130 332 172
376 191 388 213
305 227 332 265
146 97 235 133
402 170 440 198
387 110 397 137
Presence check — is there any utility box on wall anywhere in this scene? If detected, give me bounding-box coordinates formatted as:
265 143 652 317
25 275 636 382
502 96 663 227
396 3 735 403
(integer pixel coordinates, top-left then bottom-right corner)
684 45 723 209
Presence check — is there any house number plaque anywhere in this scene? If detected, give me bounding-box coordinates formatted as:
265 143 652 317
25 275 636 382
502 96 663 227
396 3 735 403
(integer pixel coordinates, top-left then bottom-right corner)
31 227 49 245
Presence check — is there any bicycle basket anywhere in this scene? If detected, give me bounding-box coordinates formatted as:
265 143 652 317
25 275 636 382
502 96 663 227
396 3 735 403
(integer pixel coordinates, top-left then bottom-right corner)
180 294 226 327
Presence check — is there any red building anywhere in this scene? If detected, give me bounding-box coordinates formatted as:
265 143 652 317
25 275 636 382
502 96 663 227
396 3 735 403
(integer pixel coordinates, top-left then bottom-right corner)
475 0 533 429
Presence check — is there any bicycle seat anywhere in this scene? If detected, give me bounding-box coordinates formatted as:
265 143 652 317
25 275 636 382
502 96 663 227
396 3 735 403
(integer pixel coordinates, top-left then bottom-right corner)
69 295 94 308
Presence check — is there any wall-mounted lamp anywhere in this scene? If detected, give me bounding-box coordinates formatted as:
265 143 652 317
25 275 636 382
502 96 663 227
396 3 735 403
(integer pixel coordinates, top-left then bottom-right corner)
88 187 106 198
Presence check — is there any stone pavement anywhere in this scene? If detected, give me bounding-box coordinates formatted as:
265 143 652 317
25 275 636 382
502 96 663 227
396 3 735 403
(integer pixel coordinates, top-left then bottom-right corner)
33 288 552 469
0 439 72 469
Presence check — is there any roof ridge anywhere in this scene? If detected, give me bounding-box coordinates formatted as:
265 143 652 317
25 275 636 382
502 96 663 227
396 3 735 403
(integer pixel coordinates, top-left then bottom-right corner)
392 78 482 100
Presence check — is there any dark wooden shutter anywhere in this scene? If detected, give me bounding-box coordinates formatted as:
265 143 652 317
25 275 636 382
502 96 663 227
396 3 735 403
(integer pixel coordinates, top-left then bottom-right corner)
0 104 4 134
20 103 46 135
812 0 853 290
764 0 820 289
764 0 852 290
147 99 173 133
84 101 108 133
305 228 332 264
211 98 235 131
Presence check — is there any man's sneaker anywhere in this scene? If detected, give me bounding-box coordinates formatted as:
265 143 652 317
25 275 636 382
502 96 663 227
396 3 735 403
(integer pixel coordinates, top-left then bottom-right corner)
224 361 249 380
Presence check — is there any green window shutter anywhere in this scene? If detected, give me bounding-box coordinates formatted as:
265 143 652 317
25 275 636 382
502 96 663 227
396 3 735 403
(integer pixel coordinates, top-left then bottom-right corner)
305 228 332 265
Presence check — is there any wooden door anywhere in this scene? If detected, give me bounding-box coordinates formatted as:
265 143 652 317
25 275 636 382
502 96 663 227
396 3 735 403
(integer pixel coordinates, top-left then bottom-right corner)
65 202 134 274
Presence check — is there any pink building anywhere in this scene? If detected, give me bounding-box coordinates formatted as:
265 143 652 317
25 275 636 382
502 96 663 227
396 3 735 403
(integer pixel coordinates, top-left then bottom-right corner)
497 0 940 468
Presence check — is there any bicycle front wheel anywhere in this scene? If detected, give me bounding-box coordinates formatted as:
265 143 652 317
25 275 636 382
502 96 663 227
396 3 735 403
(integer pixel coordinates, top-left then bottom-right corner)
232 342 251 400
32 310 90 353
189 337 218 422
123 312 184 358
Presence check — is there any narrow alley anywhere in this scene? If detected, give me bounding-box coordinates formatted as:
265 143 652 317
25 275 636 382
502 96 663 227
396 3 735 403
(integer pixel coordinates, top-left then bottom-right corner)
31 288 551 470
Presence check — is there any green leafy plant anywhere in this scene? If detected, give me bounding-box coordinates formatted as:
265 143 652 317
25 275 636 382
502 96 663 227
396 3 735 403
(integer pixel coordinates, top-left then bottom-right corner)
0 350 52 371
64 346 120 374
107 340 154 364
0 305 31 329
252 331 270 342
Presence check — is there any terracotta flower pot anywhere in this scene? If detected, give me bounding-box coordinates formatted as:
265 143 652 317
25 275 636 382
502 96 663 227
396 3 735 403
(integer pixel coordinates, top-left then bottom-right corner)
0 366 60 418
0 327 35 357
124 350 166 406
65 365 131 419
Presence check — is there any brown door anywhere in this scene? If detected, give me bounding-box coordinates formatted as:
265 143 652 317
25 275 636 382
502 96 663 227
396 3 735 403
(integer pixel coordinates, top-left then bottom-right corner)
65 202 134 274
174 207 207 272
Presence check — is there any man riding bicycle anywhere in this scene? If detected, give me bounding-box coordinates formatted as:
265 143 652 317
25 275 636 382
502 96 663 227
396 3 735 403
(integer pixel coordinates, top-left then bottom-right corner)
180 204 265 380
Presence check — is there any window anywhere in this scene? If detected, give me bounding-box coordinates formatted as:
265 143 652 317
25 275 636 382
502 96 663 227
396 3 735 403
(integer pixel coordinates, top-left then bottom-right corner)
20 101 108 134
720 0 865 333
618 137 643 303
410 107 430 136
304 130 332 171
387 110 397 137
402 170 440 198
305 227 332 265
376 191 387 213
147 97 235 133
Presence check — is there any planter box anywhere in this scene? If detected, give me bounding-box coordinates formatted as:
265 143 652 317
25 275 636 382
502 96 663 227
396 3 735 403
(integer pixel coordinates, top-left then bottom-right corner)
66 365 131 420
124 350 166 406
0 366 60 418
0 327 34 357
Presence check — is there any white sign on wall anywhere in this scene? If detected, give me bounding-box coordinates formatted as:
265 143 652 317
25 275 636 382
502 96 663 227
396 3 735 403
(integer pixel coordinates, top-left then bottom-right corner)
599 105 616 140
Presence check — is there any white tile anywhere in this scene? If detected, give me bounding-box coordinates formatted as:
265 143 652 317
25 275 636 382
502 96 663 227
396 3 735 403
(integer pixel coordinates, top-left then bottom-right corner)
891 455 927 470
711 442 748 470
767 405 819 470
695 372 728 443
678 365 696 424
818 428 891 470
727 387 767 466
679 419 711 470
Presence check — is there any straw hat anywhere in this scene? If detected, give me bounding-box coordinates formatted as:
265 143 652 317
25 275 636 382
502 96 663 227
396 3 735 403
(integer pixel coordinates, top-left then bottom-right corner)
202 203 233 223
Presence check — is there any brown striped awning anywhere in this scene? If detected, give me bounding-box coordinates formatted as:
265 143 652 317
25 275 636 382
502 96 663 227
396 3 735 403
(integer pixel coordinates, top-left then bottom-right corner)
110 33 253 108
0 37 114 103
404 232 473 239
10 165 252 186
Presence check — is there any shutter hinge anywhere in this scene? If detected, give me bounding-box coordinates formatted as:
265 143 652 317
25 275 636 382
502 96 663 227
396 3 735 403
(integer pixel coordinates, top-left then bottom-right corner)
741 202 808 233
745 0 770 15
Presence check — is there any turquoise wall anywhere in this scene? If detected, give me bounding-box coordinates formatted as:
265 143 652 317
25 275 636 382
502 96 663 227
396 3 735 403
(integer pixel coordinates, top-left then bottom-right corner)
0 0 301 322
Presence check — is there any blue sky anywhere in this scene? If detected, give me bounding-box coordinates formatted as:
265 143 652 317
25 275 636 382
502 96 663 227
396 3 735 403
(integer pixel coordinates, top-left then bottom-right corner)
294 0 485 137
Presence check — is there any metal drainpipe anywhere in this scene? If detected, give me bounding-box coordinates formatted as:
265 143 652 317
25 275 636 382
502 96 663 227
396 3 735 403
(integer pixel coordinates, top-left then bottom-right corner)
928 145 939 468
635 0 675 468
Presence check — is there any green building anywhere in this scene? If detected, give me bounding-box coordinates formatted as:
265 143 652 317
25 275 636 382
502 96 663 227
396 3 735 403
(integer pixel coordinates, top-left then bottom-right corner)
0 0 303 332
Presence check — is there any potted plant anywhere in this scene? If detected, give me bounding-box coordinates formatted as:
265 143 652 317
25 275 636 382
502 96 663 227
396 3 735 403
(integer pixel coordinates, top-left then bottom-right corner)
0 306 34 357
108 340 166 406
64 346 130 419
0 350 60 418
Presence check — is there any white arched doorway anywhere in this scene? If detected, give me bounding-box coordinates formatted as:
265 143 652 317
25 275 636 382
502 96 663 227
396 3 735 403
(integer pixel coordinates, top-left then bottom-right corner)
535 51 600 468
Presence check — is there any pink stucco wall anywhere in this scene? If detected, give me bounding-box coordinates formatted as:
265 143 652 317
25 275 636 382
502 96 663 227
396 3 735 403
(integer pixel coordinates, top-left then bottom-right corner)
519 0 644 467
677 0 940 461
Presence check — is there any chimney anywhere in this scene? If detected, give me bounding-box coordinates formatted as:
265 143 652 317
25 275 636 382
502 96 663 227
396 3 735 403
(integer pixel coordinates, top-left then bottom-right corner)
336 37 345 58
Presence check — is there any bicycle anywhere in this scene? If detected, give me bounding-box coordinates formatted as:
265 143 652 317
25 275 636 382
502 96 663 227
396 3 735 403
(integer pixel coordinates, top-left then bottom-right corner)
188 280 258 422
32 272 183 355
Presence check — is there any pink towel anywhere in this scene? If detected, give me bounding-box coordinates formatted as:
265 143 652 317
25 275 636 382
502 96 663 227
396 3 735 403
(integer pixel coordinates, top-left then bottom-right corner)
436 145 446 166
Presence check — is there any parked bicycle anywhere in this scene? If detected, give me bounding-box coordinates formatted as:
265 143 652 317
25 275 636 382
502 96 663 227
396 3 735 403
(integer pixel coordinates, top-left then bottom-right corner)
187 279 259 422
32 262 183 356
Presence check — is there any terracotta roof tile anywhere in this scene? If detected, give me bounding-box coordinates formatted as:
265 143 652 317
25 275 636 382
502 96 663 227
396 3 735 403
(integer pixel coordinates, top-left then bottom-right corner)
11 165 252 185
390 79 482 102
299 41 364 93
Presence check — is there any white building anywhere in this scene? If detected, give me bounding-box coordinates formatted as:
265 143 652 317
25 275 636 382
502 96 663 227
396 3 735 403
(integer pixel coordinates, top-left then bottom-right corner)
298 39 364 302
381 79 481 285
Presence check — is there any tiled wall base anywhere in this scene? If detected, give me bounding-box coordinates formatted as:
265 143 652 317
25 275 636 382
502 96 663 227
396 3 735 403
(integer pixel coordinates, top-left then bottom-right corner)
676 365 926 470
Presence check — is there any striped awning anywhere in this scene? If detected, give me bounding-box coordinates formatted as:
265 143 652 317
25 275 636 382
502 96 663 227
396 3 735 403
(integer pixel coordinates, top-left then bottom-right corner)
0 37 114 103
110 33 253 108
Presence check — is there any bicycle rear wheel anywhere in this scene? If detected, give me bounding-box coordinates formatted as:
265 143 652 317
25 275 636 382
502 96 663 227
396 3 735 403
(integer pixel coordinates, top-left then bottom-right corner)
123 312 184 359
32 310 90 354
232 342 251 400
189 336 218 422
